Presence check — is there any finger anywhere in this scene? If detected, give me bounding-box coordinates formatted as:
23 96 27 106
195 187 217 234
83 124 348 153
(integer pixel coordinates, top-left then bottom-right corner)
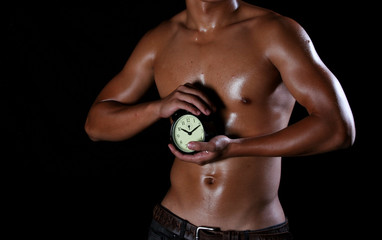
168 144 210 165
177 85 216 114
168 144 195 162
174 100 201 116
175 92 211 116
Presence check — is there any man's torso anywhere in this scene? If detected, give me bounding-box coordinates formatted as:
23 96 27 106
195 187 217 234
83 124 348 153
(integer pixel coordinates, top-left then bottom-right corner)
153 6 295 231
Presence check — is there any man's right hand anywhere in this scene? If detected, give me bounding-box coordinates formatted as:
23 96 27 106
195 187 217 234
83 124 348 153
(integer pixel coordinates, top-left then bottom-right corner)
158 83 216 118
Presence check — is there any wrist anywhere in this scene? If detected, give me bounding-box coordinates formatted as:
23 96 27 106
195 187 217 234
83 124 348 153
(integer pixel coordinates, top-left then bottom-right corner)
150 100 164 119
225 137 244 158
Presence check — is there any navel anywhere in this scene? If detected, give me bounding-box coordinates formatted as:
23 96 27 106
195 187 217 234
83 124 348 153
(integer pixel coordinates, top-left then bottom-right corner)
203 176 216 185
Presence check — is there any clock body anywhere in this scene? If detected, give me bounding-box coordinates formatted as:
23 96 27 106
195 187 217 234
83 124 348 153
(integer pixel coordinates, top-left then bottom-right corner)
170 112 205 154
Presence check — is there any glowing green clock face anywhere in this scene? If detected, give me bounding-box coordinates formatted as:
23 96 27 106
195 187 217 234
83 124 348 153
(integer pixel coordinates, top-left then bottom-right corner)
171 114 205 153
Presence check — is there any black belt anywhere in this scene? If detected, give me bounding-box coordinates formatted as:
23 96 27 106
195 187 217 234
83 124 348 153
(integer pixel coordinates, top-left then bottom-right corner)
152 204 292 240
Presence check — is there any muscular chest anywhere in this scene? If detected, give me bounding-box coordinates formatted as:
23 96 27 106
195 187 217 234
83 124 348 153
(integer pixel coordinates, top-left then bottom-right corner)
153 27 292 136
153 28 280 101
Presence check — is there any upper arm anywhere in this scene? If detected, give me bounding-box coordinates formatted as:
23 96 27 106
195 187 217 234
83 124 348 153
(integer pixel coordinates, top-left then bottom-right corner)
265 17 348 112
94 28 159 104
265 16 355 142
265 17 337 113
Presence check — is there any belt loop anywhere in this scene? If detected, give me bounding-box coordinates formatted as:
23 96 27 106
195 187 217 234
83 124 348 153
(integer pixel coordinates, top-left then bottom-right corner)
179 220 187 238
244 230 249 240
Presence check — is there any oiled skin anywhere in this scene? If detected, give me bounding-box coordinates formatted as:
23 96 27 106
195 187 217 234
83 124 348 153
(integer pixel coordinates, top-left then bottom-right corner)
85 0 355 231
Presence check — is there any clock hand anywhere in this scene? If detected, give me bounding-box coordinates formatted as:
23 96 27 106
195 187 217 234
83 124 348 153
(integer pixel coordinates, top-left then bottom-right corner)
189 125 201 135
181 128 192 135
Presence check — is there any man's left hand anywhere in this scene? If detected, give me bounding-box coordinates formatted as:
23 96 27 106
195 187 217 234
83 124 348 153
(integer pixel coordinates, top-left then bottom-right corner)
168 135 232 165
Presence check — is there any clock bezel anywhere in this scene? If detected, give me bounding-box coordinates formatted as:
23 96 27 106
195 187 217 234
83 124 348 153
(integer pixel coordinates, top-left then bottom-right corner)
170 112 206 154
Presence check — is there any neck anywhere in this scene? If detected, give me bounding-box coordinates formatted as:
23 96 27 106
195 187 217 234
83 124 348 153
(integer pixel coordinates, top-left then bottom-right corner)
185 0 241 32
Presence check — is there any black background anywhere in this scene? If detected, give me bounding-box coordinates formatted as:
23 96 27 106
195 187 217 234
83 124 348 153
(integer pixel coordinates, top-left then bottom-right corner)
7 1 377 239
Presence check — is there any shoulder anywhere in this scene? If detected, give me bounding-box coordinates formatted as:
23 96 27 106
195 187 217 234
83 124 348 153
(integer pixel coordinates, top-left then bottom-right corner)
135 11 186 56
240 5 312 58
131 12 185 60
240 3 307 41
260 15 309 45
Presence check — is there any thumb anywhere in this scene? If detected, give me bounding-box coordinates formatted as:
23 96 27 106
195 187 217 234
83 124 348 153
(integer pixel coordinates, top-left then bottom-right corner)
187 141 215 152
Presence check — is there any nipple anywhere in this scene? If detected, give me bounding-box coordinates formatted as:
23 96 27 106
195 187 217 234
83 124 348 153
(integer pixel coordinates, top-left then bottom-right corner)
240 97 251 104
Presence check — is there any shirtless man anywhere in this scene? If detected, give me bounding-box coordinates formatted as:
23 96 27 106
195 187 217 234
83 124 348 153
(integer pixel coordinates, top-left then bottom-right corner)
85 0 356 239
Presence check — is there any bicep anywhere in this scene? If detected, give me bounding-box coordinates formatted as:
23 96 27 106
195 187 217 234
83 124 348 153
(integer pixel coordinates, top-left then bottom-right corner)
266 18 343 115
95 32 156 104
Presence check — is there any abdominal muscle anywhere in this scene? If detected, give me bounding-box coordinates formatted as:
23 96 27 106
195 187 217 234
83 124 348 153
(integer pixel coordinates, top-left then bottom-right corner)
161 155 286 231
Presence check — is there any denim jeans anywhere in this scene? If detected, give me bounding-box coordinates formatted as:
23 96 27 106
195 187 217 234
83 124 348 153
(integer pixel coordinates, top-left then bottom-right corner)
148 204 293 240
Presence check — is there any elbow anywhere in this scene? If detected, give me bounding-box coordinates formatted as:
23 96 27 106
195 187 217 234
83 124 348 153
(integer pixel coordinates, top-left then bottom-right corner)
332 118 356 150
335 130 355 150
84 118 101 142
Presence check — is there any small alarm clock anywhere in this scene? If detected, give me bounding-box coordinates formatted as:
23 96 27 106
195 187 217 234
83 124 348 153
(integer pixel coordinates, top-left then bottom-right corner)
170 110 219 154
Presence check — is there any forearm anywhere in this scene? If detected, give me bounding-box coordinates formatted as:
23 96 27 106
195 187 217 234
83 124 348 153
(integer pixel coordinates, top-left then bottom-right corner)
227 114 353 158
85 100 161 141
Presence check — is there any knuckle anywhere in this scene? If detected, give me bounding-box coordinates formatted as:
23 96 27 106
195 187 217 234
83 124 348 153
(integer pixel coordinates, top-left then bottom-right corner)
173 92 184 100
177 85 186 91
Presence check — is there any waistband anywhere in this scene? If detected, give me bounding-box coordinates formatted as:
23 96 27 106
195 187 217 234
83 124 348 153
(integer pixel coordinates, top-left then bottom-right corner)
152 204 292 240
